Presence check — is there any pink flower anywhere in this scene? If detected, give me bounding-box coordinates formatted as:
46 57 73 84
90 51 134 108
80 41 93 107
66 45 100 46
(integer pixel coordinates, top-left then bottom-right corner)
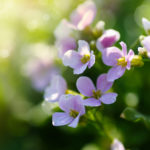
52 94 85 128
102 42 134 82
96 29 120 52
76 74 117 106
69 0 97 30
63 40 95 74
141 36 150 58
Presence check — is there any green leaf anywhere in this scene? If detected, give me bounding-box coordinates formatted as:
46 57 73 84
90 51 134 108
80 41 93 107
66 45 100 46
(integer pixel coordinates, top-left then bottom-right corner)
121 107 150 129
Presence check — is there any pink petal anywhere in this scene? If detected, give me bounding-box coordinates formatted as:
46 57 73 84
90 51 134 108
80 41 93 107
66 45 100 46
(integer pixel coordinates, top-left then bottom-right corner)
96 73 113 93
102 47 123 66
52 112 73 126
83 98 101 106
63 50 82 68
107 66 126 82
76 76 96 97
100 93 117 104
142 18 150 34
126 49 134 70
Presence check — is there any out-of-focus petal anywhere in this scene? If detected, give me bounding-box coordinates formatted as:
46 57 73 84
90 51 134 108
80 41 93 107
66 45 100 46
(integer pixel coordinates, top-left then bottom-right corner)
52 112 73 126
142 36 150 52
96 73 113 93
83 98 101 106
88 51 95 68
44 75 67 102
73 63 87 74
142 18 150 34
111 139 125 150
63 50 82 68
56 37 76 58
78 40 90 56
100 93 117 104
107 66 126 82
76 76 96 97
102 47 123 66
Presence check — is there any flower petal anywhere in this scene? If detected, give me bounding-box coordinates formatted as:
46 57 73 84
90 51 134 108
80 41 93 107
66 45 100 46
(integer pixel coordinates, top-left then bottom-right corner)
68 114 81 128
96 73 113 93
83 98 101 106
52 112 73 126
120 41 127 56
63 50 82 68
126 49 134 70
142 18 150 34
88 51 95 68
107 66 126 82
44 75 67 102
73 63 87 74
76 76 96 97
59 94 85 115
100 93 117 104
102 47 123 66
96 29 120 51
142 36 150 52
78 40 90 56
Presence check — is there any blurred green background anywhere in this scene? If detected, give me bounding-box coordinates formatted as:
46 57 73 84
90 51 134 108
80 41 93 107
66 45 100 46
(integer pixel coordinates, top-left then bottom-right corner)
0 0 150 150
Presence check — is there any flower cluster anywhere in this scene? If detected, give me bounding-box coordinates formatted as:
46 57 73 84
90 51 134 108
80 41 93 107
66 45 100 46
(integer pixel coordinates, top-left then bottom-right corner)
43 0 149 128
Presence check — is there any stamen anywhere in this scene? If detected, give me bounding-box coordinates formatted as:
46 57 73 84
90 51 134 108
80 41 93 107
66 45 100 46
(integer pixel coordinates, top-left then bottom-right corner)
81 54 90 64
92 90 101 99
117 57 127 67
70 109 79 118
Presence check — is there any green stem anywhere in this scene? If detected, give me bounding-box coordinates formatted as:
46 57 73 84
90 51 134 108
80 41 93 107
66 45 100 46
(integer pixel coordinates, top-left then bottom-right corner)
130 38 140 50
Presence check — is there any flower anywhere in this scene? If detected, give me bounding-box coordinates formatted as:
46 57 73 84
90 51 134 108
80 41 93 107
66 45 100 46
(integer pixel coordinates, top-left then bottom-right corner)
140 36 150 58
44 75 67 102
96 29 120 52
142 17 150 35
63 40 95 74
54 19 76 58
102 42 134 82
111 139 125 150
76 74 117 106
69 0 96 30
52 94 85 128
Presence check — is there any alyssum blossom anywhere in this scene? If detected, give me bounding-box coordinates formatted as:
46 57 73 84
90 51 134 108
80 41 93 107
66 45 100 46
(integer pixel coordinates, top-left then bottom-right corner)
44 75 67 102
63 40 95 74
52 94 85 128
96 29 120 52
76 74 117 106
68 0 97 30
102 42 134 82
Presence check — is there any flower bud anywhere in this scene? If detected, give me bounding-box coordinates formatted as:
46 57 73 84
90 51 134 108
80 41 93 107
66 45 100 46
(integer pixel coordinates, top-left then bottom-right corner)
138 47 148 58
131 55 144 67
92 21 105 38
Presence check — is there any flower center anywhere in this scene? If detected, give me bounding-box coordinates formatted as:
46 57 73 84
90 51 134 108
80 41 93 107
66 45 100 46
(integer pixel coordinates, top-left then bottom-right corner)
70 109 79 118
81 54 90 64
92 90 101 99
117 57 127 67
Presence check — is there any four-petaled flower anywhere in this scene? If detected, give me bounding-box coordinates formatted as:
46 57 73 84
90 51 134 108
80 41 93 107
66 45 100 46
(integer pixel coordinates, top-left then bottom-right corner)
102 42 134 82
63 40 95 74
68 0 97 30
76 74 117 106
44 75 67 102
52 94 85 128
